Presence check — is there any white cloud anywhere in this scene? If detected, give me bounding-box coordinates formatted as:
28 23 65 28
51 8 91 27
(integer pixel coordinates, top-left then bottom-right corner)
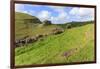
69 7 94 21
69 8 79 15
22 11 29 14
58 12 67 19
46 6 70 24
37 10 51 21
79 8 94 17
50 11 70 24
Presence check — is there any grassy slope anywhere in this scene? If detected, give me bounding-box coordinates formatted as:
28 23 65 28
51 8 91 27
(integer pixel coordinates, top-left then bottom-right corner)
15 12 42 40
15 12 61 40
15 23 94 66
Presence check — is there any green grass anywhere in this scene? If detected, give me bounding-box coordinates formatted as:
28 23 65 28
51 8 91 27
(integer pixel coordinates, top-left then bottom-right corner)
15 12 42 40
15 23 94 66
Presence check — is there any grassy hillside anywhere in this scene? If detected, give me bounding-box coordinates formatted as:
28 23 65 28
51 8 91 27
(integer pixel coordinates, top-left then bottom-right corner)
15 12 42 40
15 12 62 40
15 23 94 66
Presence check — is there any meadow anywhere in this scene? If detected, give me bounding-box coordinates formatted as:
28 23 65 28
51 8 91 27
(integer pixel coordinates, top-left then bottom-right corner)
15 12 95 66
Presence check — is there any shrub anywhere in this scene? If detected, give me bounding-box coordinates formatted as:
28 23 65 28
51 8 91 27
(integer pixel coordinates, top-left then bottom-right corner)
43 20 52 25
66 24 72 29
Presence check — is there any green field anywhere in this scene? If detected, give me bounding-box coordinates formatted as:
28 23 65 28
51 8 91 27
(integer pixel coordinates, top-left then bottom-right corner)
15 12 95 66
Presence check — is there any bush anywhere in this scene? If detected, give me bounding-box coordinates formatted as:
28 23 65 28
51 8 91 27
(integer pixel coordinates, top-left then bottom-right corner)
43 20 52 25
66 24 72 29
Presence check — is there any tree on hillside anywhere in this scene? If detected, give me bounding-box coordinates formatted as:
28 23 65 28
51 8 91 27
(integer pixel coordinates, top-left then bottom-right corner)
43 20 52 25
66 24 72 29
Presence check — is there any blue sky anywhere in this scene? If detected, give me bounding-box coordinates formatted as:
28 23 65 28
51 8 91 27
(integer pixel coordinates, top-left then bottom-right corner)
15 4 94 24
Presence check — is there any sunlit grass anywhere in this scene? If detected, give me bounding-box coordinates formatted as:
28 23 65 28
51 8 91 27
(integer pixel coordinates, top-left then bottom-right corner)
15 24 94 66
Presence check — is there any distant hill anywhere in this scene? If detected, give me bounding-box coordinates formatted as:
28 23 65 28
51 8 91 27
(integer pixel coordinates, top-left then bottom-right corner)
57 21 94 29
